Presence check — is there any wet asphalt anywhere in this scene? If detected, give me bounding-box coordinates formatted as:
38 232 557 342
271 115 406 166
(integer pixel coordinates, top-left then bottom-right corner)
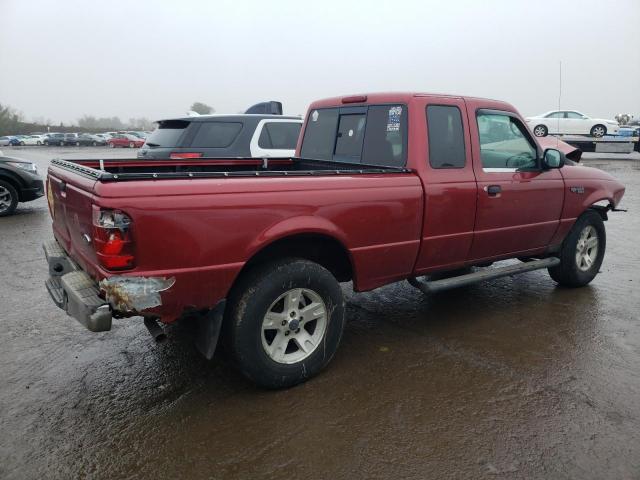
1 147 639 479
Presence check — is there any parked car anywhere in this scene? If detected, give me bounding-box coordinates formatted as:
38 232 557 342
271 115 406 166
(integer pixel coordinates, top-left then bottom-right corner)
69 133 106 146
0 152 44 216
107 133 145 148
93 133 112 143
43 133 66 146
0 136 21 146
137 114 302 159
526 110 620 138
43 92 625 388
21 135 47 146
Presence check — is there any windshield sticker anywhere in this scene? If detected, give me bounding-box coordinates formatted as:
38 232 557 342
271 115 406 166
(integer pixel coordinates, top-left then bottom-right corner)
387 106 402 132
311 110 319 122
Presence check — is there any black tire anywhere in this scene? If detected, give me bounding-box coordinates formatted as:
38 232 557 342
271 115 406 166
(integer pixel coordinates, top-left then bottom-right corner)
225 258 345 389
590 124 606 138
59 141 64 146
0 180 19 217
548 210 606 287
533 124 548 137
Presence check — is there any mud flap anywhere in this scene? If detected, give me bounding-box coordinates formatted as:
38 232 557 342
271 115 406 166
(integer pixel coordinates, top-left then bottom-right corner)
195 300 226 360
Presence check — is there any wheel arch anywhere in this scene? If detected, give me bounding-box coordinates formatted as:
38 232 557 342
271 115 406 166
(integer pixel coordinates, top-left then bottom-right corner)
0 171 25 198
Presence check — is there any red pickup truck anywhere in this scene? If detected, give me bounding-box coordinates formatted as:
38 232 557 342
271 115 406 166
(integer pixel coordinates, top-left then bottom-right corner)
44 92 625 388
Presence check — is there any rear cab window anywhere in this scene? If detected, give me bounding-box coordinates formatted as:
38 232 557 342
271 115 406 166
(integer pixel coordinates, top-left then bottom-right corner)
300 104 407 167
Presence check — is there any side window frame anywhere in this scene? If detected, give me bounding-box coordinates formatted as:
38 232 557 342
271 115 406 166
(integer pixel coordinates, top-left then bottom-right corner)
476 108 542 172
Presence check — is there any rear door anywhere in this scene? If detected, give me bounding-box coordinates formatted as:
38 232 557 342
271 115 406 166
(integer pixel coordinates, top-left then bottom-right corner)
468 108 564 261
250 119 302 157
414 97 478 274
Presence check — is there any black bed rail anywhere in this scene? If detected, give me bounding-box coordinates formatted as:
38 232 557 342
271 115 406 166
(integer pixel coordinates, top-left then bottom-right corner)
49 157 412 182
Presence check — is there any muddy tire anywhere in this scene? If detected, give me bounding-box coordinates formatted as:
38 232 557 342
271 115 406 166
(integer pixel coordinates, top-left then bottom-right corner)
548 210 606 287
0 180 19 217
225 258 345 389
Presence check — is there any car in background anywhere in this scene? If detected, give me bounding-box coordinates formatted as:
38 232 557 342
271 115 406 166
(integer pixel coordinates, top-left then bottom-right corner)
62 133 81 145
0 136 21 146
70 133 107 146
107 133 145 148
0 151 44 216
43 133 66 146
94 133 112 143
526 110 619 138
137 114 302 159
21 135 47 146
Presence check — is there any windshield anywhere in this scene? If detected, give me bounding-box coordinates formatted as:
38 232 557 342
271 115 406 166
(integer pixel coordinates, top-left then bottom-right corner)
145 120 190 147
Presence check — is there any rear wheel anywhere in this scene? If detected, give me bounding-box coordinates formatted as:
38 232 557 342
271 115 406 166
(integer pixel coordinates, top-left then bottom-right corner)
37 141 41 145
75 141 80 146
533 125 548 137
128 141 135 148
225 258 345 389
59 141 64 146
109 142 115 148
548 210 605 287
92 141 97 146
0 180 18 217
590 124 606 138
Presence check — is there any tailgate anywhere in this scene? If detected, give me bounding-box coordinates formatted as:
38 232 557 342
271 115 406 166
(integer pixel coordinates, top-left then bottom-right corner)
47 167 99 275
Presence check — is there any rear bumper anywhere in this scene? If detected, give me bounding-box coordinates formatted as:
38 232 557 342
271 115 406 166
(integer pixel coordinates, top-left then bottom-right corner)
44 239 112 332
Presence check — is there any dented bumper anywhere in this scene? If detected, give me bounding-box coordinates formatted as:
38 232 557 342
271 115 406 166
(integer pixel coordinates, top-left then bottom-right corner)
43 240 174 332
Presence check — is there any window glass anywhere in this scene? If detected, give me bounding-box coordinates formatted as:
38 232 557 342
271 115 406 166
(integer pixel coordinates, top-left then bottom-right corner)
258 122 301 149
566 112 584 119
545 111 565 119
426 105 465 168
190 122 242 148
334 114 366 160
300 108 339 160
146 120 190 147
477 113 537 169
362 105 407 167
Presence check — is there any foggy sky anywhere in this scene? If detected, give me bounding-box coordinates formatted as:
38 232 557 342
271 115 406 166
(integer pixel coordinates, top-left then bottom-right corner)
1 0 639 124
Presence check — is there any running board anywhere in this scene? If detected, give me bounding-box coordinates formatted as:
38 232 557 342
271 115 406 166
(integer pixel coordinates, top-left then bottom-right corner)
408 257 560 294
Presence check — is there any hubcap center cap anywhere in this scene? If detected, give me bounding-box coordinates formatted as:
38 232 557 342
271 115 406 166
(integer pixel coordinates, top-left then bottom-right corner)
288 319 300 330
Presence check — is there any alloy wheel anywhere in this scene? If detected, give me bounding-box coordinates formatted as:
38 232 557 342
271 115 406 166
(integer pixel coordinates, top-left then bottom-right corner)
575 225 599 271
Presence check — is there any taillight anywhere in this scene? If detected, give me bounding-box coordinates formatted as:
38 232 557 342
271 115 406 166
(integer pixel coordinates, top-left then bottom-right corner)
92 206 135 270
170 152 203 159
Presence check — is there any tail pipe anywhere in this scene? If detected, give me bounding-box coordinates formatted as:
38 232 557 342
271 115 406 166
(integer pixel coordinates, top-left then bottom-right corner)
144 317 167 343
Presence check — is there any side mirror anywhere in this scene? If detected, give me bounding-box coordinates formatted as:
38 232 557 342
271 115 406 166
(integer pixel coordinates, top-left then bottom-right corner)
543 148 564 169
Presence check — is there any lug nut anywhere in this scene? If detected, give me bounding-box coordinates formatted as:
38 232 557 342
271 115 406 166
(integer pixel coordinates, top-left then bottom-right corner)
285 331 290 336
281 320 287 326
290 312 296 318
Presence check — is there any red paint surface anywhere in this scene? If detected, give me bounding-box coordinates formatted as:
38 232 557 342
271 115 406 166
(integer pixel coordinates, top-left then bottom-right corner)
48 92 626 323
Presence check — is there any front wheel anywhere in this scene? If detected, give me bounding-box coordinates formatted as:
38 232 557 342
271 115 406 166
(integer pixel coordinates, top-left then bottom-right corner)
0 180 19 217
225 258 345 389
128 142 135 148
590 124 606 138
109 142 115 148
548 210 606 287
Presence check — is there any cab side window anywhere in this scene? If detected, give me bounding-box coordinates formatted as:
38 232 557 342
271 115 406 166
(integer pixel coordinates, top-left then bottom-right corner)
477 113 537 170
426 105 465 168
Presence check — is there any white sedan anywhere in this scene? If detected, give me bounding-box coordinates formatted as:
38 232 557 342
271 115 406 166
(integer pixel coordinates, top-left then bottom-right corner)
21 135 47 146
526 110 619 138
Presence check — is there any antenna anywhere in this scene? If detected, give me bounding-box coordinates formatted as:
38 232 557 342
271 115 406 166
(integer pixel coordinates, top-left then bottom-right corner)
557 61 562 147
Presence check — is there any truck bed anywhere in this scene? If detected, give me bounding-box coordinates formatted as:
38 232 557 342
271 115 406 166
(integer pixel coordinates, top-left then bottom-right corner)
50 157 410 181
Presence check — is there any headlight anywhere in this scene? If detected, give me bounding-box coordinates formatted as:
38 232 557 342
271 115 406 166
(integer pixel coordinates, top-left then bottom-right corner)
7 161 38 174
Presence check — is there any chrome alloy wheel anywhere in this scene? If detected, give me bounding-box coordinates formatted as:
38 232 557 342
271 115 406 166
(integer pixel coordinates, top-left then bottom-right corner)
575 225 599 271
261 288 327 364
0 185 13 214
591 126 606 137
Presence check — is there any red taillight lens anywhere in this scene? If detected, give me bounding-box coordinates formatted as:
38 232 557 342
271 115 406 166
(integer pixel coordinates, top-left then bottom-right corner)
170 152 203 159
92 206 135 270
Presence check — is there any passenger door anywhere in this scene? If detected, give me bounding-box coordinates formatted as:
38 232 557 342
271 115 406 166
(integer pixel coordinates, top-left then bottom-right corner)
565 111 587 134
250 119 302 157
545 111 565 134
469 109 564 260
414 97 478 274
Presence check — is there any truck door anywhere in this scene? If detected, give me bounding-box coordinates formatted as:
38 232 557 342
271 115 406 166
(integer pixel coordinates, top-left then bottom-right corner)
413 97 478 274
468 109 564 261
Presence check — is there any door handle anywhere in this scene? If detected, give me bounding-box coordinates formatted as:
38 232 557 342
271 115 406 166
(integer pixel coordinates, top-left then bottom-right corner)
486 185 501 196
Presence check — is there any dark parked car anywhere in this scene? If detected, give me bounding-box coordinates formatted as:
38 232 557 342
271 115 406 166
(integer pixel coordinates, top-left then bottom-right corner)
137 114 302 159
0 136 21 146
70 133 106 146
0 152 44 216
44 133 66 146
